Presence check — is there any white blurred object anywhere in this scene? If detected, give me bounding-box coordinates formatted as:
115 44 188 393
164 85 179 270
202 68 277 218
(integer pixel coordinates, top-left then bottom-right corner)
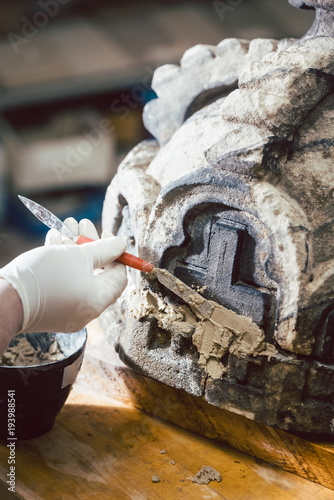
3 110 117 193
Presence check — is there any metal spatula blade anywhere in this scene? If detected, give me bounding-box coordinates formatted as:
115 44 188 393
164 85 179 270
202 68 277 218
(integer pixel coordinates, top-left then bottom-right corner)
18 195 78 241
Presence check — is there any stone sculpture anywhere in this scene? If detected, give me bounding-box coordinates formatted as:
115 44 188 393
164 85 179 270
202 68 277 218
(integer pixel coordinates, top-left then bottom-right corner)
102 0 334 437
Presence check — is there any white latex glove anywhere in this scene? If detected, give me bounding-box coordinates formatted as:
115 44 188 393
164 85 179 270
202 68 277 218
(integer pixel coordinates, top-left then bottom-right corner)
45 217 100 246
0 218 127 334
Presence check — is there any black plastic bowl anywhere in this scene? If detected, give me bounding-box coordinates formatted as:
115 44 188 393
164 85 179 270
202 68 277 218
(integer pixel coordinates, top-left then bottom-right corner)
0 329 87 440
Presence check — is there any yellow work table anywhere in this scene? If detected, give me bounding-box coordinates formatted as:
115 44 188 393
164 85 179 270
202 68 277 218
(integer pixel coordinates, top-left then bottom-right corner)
0 383 333 499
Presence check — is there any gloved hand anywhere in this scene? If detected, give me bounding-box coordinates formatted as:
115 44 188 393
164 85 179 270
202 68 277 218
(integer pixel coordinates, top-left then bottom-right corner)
45 217 101 246
0 218 127 334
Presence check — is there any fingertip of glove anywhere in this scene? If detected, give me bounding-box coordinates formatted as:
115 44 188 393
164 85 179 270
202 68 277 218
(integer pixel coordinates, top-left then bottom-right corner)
64 217 78 236
45 228 62 246
101 236 127 255
79 219 99 240
85 236 127 269
102 230 115 239
102 232 127 250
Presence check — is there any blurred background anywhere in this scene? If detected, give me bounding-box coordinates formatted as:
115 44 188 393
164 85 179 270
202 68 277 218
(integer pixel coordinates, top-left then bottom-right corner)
0 0 314 266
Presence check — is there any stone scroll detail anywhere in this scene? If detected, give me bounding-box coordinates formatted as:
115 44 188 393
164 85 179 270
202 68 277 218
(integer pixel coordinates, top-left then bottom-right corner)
143 38 295 147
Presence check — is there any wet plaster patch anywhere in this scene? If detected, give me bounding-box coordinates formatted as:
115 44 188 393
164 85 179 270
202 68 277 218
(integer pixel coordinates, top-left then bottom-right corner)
129 289 197 336
193 301 267 379
129 275 270 381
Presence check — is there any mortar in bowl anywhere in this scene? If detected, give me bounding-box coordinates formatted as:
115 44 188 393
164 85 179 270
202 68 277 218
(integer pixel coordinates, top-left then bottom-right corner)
0 329 87 440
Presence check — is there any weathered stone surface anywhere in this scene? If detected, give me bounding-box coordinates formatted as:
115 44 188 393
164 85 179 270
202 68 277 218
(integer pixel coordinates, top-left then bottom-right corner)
102 3 334 437
143 38 296 147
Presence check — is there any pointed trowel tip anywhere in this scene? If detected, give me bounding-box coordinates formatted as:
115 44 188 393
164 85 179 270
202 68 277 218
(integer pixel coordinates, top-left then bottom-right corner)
18 195 33 208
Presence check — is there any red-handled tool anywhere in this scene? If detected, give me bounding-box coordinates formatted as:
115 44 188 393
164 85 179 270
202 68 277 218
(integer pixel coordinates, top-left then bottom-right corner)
76 234 154 272
18 195 154 273
18 195 215 317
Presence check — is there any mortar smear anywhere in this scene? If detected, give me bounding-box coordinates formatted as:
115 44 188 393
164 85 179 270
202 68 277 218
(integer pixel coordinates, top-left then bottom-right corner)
129 282 269 380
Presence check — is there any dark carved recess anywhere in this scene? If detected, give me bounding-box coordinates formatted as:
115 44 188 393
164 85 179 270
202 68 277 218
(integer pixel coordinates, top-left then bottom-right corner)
162 206 276 334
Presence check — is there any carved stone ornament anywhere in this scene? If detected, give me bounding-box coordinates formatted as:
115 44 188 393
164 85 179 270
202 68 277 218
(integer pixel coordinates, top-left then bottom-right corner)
102 1 334 437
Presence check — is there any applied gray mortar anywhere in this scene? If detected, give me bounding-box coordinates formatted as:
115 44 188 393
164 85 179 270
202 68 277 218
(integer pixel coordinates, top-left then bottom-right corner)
101 1 334 437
